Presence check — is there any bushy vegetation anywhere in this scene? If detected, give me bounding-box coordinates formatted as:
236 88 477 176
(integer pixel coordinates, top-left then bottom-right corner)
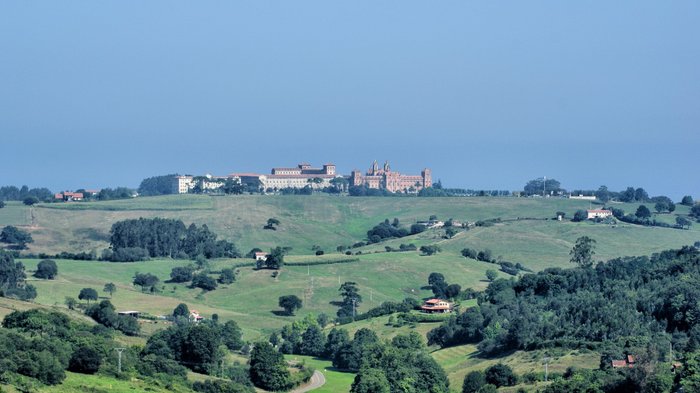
366 218 409 243
138 174 178 196
108 217 240 261
0 250 36 300
429 245 700 359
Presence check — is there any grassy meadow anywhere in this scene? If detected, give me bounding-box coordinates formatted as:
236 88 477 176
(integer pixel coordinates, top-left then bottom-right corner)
1 195 698 392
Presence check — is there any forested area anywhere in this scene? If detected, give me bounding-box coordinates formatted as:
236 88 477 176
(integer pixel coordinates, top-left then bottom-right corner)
429 244 700 392
107 218 240 261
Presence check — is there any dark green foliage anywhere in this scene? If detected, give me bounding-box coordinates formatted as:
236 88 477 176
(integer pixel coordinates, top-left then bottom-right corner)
259 246 284 269
103 282 116 297
420 244 441 255
572 210 588 222
570 236 596 268
692 204 700 219
367 219 409 243
429 246 700 362
653 196 676 213
68 346 102 374
0 201 4 208
23 196 39 205
462 248 478 259
104 246 150 262
1 225 33 249
78 287 98 304
169 265 194 283
96 187 135 200
249 342 293 391
143 322 223 374
0 186 53 202
636 205 652 219
191 273 218 291
34 259 58 279
85 300 141 336
350 368 390 393
524 178 562 196
221 320 244 351
278 295 303 315
138 174 178 196
218 268 236 284
681 195 694 206
337 281 362 318
109 218 240 260
324 328 350 359
462 370 486 393
410 223 426 234
485 269 498 282
173 303 189 318
300 325 326 356
0 250 35 300
353 298 419 321
133 272 159 292
484 363 517 387
391 332 424 350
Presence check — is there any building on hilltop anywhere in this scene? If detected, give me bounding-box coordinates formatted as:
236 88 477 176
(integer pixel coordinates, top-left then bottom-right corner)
350 160 431 193
234 163 339 191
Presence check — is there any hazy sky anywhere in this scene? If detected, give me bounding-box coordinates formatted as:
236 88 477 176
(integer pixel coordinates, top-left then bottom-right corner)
1 2 698 199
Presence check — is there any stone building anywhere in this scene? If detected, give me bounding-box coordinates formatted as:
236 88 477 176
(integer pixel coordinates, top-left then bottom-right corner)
350 160 431 193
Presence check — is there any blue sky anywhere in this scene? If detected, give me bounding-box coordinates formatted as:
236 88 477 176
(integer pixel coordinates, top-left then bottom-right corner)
1 1 698 199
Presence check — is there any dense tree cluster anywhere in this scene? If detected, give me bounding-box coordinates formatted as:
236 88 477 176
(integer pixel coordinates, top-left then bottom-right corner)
1 225 33 249
366 218 409 243
34 259 58 279
0 250 36 300
143 318 243 374
138 174 178 196
0 185 53 202
428 245 700 363
85 300 141 336
108 218 240 261
523 178 563 196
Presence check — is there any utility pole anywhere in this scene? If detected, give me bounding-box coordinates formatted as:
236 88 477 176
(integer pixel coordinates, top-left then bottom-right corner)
352 298 357 319
543 176 546 197
115 348 126 374
543 356 550 382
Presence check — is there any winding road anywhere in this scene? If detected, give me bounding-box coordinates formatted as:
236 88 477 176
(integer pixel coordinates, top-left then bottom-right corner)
291 370 326 393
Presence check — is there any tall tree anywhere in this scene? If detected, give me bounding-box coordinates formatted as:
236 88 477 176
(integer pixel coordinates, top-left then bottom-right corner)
338 282 362 318
103 283 117 298
570 236 596 268
249 342 292 391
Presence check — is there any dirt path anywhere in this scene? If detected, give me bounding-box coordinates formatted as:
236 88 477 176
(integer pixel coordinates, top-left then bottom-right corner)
290 370 326 393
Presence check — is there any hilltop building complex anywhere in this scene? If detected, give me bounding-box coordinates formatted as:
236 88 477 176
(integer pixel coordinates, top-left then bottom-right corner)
171 161 431 194
350 161 432 193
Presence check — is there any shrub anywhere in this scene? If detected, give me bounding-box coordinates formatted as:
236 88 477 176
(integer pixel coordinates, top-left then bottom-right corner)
68 346 102 374
34 259 58 279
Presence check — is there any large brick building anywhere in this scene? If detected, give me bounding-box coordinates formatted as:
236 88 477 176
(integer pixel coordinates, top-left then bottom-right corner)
350 160 431 193
233 163 338 191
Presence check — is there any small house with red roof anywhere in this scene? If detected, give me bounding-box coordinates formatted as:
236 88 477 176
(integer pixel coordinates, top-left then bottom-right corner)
254 252 269 261
421 299 453 313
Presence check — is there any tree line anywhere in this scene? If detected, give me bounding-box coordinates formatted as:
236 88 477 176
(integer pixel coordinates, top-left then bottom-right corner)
107 218 240 261
427 244 700 391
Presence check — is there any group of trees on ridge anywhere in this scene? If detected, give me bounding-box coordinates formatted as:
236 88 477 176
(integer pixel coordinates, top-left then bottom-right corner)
107 218 240 261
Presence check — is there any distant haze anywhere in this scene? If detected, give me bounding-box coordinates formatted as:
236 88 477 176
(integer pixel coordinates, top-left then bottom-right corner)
1 2 698 199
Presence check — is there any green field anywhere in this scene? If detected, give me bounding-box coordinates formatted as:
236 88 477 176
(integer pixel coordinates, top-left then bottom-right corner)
2 195 697 268
432 344 600 392
20 251 495 340
2 195 697 392
284 355 356 393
